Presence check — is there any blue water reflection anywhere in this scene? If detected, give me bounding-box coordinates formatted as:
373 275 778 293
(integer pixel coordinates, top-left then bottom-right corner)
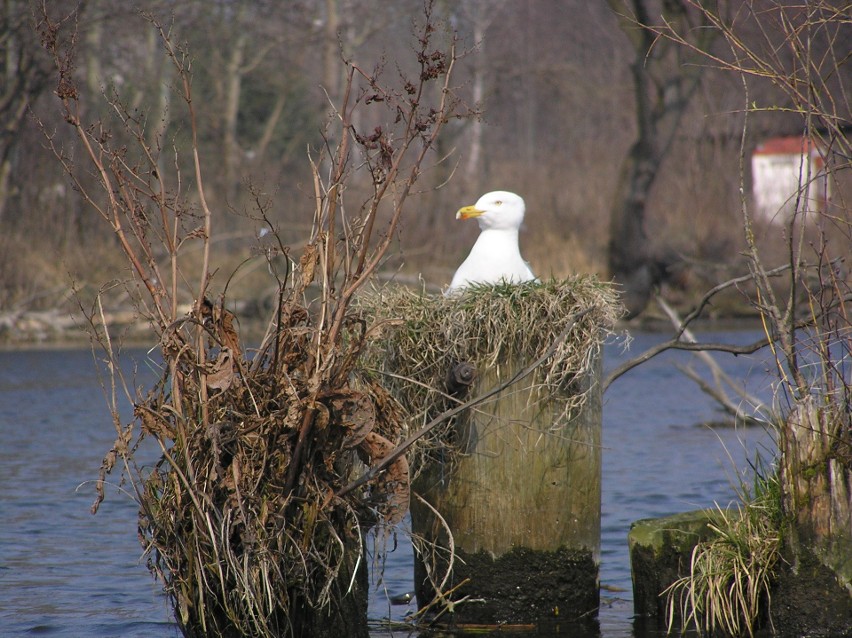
0 330 776 637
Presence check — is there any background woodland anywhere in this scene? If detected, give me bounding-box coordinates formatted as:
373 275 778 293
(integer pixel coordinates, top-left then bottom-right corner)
1 0 848 322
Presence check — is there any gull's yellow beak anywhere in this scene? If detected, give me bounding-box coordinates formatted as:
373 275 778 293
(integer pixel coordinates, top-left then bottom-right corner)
456 205 484 220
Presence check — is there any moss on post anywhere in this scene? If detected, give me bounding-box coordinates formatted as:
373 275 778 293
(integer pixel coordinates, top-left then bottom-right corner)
628 509 725 621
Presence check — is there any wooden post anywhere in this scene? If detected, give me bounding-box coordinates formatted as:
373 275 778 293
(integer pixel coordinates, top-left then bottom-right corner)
411 351 602 627
778 398 852 610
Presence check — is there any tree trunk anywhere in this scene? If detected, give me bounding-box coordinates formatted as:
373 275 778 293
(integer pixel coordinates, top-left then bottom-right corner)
464 10 485 187
84 17 103 96
607 137 663 318
606 0 712 317
323 0 342 105
223 32 247 205
0 0 51 222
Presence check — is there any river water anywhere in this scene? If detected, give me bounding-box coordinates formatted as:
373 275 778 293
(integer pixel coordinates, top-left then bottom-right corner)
0 329 777 637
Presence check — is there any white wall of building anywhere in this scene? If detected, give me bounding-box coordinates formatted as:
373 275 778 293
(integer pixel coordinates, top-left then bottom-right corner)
752 143 830 224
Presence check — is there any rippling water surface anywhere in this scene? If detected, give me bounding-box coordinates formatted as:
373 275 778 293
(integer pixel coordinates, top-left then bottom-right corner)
0 330 777 637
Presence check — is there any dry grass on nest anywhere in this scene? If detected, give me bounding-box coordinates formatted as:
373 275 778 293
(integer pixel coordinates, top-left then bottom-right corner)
359 276 622 475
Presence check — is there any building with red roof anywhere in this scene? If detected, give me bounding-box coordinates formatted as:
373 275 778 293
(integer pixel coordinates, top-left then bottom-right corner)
751 135 830 224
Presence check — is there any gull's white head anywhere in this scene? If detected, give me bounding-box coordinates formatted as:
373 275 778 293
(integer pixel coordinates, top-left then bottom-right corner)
456 191 525 232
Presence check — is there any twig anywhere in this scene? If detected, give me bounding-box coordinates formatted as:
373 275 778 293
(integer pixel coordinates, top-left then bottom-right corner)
603 331 773 392
657 295 770 422
406 492 457 621
603 263 794 392
603 286 849 393
673 264 792 340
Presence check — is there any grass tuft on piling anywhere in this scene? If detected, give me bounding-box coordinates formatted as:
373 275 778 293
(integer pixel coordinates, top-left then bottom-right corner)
359 276 622 476
664 468 783 637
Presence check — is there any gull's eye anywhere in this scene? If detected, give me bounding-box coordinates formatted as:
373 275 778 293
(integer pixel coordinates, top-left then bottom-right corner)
494 200 502 206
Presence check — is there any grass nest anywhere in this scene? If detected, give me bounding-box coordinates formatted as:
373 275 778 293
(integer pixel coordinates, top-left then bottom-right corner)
359 276 622 477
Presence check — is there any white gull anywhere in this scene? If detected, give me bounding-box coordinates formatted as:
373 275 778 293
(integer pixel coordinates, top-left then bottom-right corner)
447 190 536 293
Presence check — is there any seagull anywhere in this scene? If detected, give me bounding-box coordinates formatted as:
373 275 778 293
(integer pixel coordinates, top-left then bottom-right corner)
447 191 536 293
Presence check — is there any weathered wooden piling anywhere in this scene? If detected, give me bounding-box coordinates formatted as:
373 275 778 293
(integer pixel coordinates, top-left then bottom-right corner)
361 278 620 628
411 354 602 626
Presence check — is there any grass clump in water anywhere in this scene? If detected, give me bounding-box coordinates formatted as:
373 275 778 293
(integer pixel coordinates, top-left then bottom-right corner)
665 467 783 637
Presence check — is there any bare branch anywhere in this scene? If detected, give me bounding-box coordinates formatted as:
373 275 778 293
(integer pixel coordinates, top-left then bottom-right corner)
657 295 770 422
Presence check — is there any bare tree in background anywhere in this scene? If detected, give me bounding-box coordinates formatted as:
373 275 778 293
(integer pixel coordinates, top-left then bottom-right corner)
0 0 51 221
447 0 508 187
0 0 820 322
606 0 718 317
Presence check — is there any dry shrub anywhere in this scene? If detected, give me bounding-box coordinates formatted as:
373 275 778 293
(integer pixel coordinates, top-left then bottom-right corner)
359 276 622 477
37 2 474 636
115 298 408 636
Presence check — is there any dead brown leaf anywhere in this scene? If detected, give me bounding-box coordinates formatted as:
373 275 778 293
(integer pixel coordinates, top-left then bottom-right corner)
300 243 317 289
206 347 235 392
360 431 410 527
217 306 242 361
330 391 376 449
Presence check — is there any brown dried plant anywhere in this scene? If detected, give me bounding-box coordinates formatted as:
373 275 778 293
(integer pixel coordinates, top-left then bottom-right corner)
38 3 473 636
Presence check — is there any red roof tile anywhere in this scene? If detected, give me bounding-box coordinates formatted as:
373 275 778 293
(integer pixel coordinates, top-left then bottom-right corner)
754 136 823 156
